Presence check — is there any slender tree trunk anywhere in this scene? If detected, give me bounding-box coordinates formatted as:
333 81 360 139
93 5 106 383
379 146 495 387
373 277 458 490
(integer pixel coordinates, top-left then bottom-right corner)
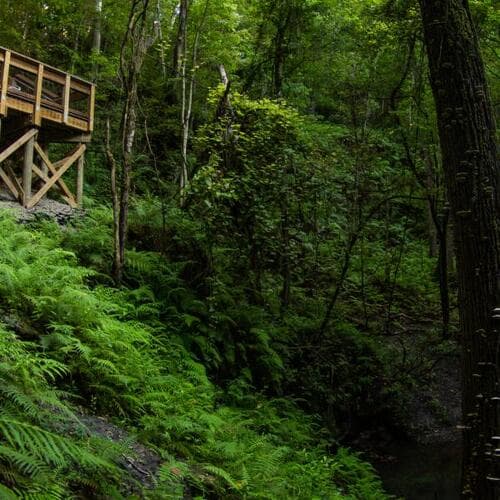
179 9 190 205
178 0 209 205
427 202 438 257
105 118 121 278
419 1 500 497
92 0 103 79
273 19 288 98
155 0 166 77
173 0 188 75
110 0 151 283
118 93 137 278
425 153 439 258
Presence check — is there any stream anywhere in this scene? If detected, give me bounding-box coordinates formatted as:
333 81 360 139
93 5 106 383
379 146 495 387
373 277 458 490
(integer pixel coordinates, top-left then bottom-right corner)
375 440 461 499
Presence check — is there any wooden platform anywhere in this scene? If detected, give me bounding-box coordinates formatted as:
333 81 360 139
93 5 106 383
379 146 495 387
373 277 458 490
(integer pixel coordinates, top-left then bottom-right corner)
0 47 94 134
0 47 95 208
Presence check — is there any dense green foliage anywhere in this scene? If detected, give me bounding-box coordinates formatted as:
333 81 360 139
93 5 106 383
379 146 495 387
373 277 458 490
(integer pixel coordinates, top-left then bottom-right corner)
0 214 387 498
0 0 497 498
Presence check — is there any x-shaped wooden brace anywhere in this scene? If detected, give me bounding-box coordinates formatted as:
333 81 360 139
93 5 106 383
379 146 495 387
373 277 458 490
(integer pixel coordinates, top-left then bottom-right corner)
0 129 38 200
27 143 85 209
0 129 85 208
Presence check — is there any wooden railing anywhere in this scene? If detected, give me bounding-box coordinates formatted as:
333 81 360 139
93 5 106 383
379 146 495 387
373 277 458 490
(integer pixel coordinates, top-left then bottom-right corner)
0 47 95 133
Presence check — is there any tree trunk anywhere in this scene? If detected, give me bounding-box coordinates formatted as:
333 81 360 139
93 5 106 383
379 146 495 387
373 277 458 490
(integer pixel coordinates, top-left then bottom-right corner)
437 213 450 340
419 0 500 497
173 0 188 75
178 0 209 206
92 0 103 79
105 118 121 280
109 0 151 283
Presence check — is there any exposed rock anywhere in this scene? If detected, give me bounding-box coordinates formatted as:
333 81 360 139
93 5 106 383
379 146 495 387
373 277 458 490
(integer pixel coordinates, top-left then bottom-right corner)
76 412 162 492
0 190 84 225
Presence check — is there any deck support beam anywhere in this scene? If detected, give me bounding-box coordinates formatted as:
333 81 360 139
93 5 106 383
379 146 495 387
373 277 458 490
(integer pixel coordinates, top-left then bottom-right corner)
22 133 35 207
76 153 84 207
40 144 49 177
0 128 84 208
0 50 11 116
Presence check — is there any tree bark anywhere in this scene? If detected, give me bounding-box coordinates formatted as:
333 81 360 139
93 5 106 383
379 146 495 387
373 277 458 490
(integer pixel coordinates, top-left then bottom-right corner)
110 0 151 283
173 0 188 75
105 118 121 279
178 0 190 205
178 0 209 206
92 0 103 79
419 0 500 497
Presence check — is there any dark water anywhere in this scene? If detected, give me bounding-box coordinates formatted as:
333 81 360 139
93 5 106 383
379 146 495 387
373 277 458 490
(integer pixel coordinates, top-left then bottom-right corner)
375 441 461 499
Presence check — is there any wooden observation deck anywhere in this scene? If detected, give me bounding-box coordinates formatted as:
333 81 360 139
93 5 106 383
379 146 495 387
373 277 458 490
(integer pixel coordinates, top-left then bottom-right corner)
0 47 95 208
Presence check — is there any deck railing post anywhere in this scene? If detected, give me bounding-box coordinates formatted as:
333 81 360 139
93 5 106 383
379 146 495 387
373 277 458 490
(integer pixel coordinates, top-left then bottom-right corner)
89 85 96 132
0 50 11 116
63 74 71 125
23 132 36 207
34 64 44 126
76 149 84 207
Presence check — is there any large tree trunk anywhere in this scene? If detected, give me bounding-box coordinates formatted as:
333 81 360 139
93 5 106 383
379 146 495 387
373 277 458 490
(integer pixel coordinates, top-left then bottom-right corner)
419 0 500 497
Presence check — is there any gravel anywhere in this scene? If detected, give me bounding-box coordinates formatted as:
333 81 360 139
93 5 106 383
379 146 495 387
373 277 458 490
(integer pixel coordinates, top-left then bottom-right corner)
0 190 84 224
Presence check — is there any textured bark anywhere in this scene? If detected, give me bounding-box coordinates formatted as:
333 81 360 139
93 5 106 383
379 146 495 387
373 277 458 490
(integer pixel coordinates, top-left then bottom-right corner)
111 0 151 283
93 0 102 54
92 0 103 79
419 0 500 497
179 0 209 206
173 0 188 76
178 0 190 205
105 118 121 280
437 210 450 339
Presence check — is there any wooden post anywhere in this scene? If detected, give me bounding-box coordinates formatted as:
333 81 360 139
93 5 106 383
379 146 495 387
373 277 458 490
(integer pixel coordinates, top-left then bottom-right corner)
0 50 11 116
63 74 71 125
76 150 84 207
89 84 96 132
23 134 35 207
34 64 44 126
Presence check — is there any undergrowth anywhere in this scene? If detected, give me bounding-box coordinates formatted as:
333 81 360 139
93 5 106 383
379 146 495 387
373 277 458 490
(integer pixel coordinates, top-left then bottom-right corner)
0 212 388 498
